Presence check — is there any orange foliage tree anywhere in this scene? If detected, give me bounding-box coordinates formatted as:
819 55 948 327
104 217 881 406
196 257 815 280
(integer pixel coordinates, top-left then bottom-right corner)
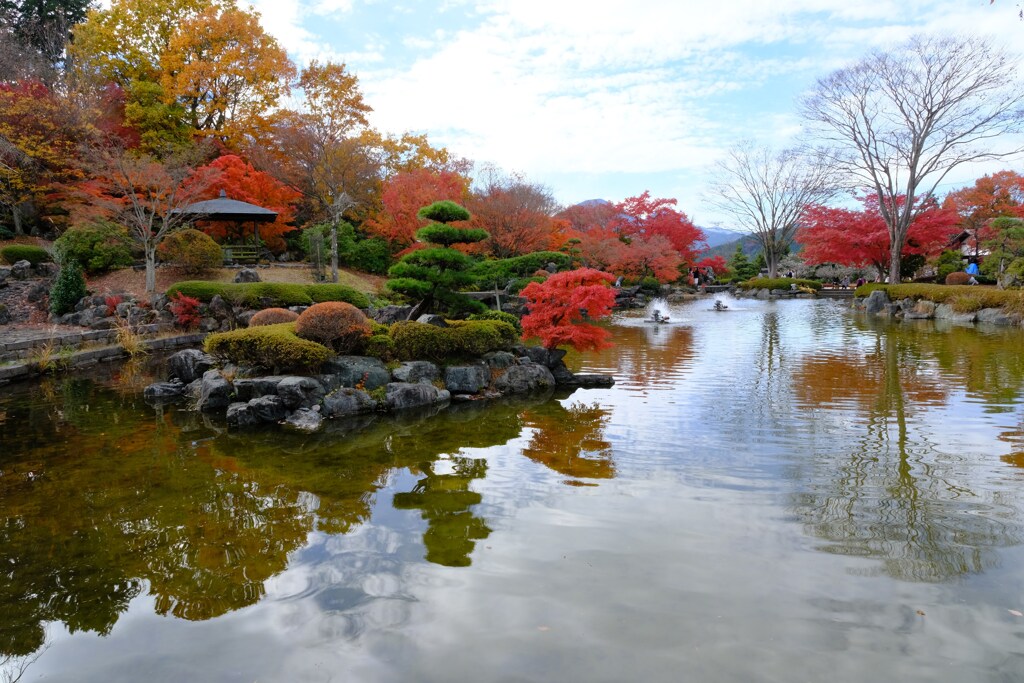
468 172 561 258
191 154 300 253
364 168 468 250
520 268 617 352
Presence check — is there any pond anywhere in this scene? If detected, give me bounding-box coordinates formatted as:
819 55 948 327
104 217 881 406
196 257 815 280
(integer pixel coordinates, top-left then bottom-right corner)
2 297 1024 682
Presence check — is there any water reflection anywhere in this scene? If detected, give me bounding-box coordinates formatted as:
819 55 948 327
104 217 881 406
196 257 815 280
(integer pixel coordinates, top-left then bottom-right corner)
791 328 1022 582
572 319 695 390
521 401 614 483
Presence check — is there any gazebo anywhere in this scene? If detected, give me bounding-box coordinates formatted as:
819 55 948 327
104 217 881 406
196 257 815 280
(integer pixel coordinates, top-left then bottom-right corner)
176 190 278 263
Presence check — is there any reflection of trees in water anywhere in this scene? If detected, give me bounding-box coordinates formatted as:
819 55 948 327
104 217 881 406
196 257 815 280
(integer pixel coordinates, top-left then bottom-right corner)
393 457 491 567
579 323 695 388
791 332 1022 582
521 401 614 482
0 381 543 656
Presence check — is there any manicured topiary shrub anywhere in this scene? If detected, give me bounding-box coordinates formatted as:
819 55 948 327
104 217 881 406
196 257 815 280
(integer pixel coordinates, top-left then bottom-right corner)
737 277 822 291
249 307 299 327
167 281 369 309
468 251 570 290
50 261 86 315
363 334 396 361
467 310 522 334
348 238 391 274
204 323 331 373
157 228 222 275
306 284 370 309
389 321 456 363
294 301 372 353
945 271 971 286
1 244 51 266
53 221 133 274
447 319 518 355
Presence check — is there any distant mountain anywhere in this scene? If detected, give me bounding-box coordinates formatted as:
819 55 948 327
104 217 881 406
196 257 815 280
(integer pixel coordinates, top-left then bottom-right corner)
700 226 744 249
704 235 763 261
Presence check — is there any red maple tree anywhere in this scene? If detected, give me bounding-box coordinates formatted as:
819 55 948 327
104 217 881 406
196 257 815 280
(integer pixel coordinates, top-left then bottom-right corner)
521 268 617 352
611 191 706 264
798 194 959 279
191 154 301 253
364 168 469 250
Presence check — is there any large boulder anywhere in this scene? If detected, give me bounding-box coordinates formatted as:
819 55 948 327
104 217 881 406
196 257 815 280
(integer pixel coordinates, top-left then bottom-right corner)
391 361 440 384
483 351 516 370
416 314 448 327
385 382 450 411
322 356 390 391
143 380 185 401
10 260 31 280
904 300 936 320
521 346 566 368
863 290 889 315
276 376 326 409
371 305 413 324
249 395 288 422
233 376 284 401
198 370 233 412
0 266 9 286
234 268 261 283
167 349 215 384
493 364 555 394
226 402 261 428
934 303 977 324
560 373 615 388
283 407 323 433
444 364 489 394
323 387 377 417
977 307 1014 326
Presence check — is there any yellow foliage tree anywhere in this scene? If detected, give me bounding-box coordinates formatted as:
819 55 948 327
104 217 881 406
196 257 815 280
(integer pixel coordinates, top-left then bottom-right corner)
160 7 295 148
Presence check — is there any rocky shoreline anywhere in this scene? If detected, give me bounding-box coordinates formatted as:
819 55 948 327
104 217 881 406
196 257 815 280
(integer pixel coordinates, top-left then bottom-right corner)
853 289 1023 326
145 346 614 433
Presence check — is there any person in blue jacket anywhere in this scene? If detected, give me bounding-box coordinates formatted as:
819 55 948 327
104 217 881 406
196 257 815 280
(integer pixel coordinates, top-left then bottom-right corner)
965 260 980 285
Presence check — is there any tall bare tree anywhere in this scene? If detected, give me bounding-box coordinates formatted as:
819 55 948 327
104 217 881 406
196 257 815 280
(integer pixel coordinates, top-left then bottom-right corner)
801 34 1024 283
707 144 834 278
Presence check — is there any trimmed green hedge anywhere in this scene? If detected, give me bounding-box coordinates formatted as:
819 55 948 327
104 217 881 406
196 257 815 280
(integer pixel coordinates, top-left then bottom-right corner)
467 309 522 334
1 245 51 266
167 281 369 309
204 322 332 372
388 319 518 362
737 277 822 291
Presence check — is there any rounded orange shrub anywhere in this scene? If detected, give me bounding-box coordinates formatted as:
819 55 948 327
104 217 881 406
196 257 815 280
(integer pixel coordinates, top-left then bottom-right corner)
945 271 971 285
249 307 299 327
294 301 371 353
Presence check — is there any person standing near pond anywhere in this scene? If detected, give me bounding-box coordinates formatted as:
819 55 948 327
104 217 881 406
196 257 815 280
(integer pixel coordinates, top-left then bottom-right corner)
966 260 980 285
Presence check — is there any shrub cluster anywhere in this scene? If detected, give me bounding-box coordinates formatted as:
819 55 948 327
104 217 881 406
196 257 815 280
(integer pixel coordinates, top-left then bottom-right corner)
294 301 372 353
945 271 971 286
2 244 51 266
388 319 517 362
53 221 133 274
50 261 86 314
168 292 201 329
467 310 522 334
157 228 222 275
204 322 331 373
249 307 299 326
166 281 370 309
737 277 823 291
468 251 570 290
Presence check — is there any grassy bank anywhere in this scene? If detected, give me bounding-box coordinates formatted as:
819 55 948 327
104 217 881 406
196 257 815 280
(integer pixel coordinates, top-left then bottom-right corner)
855 283 1024 315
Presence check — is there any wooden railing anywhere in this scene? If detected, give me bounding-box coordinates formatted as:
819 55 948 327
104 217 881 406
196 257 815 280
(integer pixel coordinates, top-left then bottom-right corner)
221 245 259 263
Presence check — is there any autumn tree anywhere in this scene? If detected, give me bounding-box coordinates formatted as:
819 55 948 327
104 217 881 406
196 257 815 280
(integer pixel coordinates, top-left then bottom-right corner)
192 154 300 253
468 170 561 258
364 168 469 250
70 0 234 86
0 79 91 234
609 233 682 282
944 170 1024 259
159 6 295 147
611 191 705 265
386 200 489 319
73 142 219 293
797 194 959 280
520 268 617 352
801 35 1024 284
707 145 834 278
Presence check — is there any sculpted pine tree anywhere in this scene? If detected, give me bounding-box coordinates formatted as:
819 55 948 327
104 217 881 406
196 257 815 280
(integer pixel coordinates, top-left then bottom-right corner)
386 200 489 319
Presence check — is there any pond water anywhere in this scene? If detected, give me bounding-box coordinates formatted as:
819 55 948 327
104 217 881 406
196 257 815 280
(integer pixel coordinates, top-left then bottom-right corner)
2 297 1024 682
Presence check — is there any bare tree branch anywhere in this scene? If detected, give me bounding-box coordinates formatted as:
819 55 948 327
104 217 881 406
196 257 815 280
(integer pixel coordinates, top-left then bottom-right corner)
801 34 1024 282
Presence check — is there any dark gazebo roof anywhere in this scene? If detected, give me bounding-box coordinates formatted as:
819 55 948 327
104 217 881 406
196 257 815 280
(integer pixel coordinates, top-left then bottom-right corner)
177 190 278 223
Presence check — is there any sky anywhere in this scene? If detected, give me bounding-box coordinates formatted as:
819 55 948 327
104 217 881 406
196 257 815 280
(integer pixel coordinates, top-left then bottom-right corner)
241 0 1024 228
